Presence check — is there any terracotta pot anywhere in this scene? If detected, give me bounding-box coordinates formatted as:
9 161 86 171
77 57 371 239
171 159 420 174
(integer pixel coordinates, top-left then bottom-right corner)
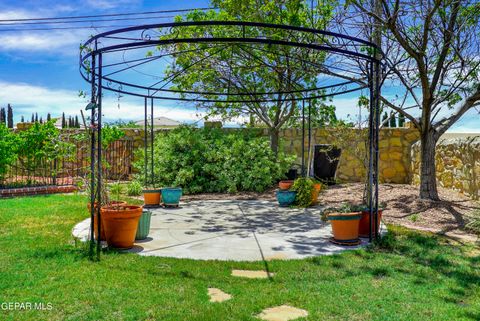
327 212 362 242
87 201 126 241
101 205 143 249
359 209 383 238
143 189 161 206
278 180 294 190
311 183 322 204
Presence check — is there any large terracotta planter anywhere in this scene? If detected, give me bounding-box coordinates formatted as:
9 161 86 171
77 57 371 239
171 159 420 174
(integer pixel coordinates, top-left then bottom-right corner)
327 212 362 243
359 209 383 238
143 189 161 206
136 210 152 240
101 205 143 249
311 183 322 204
278 180 294 190
162 188 182 206
276 190 297 207
87 201 126 241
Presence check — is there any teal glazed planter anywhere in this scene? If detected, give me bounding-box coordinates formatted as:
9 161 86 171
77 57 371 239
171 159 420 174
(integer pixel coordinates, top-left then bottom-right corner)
136 210 152 240
162 187 182 206
276 190 297 207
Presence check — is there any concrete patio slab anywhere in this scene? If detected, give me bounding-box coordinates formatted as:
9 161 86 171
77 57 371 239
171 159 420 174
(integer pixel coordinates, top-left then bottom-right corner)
72 200 379 261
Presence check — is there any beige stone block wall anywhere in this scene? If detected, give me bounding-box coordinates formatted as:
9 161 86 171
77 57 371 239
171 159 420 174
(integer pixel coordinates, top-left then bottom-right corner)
412 137 480 200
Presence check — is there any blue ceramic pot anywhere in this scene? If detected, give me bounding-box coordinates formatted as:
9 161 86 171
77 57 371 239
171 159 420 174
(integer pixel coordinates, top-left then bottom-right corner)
276 190 297 207
162 187 182 206
135 210 152 240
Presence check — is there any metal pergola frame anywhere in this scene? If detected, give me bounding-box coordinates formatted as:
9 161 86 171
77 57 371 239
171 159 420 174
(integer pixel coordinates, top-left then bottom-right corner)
80 20 383 259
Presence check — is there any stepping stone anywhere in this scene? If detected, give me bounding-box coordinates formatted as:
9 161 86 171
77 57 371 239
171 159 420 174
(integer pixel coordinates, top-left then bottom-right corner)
264 253 288 261
208 288 232 302
231 269 274 279
257 305 309 321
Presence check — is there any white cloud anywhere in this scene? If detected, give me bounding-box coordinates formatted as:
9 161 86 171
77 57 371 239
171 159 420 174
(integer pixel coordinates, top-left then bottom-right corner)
85 0 140 10
0 81 207 123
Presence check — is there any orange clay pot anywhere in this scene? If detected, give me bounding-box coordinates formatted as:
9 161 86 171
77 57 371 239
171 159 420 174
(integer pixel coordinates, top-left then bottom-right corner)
100 205 143 249
311 183 322 204
143 189 161 206
87 201 126 241
327 212 362 242
359 209 383 238
278 180 294 190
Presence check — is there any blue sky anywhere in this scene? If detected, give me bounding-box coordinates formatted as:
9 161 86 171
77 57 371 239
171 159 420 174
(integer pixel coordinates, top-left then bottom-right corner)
0 0 478 132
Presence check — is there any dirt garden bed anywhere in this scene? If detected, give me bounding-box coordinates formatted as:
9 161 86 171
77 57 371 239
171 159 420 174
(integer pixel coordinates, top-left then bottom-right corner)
177 183 479 243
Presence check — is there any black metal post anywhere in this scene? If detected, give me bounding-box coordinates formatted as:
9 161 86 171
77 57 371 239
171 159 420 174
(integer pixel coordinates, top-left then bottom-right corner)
301 100 305 177
367 60 374 243
150 97 154 186
374 54 381 241
89 52 96 258
308 99 311 177
144 97 148 185
96 52 103 259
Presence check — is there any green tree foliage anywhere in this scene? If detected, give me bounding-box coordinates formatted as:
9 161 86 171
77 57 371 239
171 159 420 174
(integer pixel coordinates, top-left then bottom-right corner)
7 104 13 129
159 0 337 154
0 124 18 181
382 112 388 127
134 126 295 193
389 112 397 128
0 108 5 124
398 113 406 127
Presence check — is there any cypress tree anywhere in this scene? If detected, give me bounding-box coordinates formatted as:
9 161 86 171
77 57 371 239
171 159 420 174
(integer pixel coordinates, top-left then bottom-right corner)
47 113 51 122
0 108 5 124
21 115 24 122
382 112 388 127
389 112 397 128
35 113 38 123
62 113 66 128
40 117 43 124
75 115 79 128
7 104 13 128
398 113 406 127
31 113 35 123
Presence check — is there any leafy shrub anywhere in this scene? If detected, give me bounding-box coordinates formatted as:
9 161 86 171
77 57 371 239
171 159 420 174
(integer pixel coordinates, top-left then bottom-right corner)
0 124 18 181
134 126 295 194
291 177 315 207
127 181 142 196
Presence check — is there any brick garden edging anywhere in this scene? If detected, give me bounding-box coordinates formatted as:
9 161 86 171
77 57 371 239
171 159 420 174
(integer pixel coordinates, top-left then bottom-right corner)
0 185 77 198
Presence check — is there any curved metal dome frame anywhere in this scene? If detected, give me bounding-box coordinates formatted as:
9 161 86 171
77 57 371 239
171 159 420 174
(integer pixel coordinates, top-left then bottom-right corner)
80 20 383 258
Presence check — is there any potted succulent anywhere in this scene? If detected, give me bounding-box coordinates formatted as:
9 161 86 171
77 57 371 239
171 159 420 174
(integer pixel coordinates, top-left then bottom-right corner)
276 189 297 207
143 187 161 206
290 177 315 208
136 209 152 240
161 187 182 207
358 203 385 238
325 203 362 245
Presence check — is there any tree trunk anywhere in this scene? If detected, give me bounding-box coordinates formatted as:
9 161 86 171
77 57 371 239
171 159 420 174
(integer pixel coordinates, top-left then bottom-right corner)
419 130 440 200
269 128 280 157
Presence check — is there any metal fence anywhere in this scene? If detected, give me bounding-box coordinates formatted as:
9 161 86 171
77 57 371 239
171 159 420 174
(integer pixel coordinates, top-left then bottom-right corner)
0 139 134 189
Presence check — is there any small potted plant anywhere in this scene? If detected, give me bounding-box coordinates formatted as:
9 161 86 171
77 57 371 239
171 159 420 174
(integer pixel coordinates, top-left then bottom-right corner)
291 177 315 208
101 203 143 248
143 186 161 207
278 180 294 190
358 203 385 238
325 203 362 245
161 187 182 207
276 189 297 207
311 179 323 205
136 209 152 240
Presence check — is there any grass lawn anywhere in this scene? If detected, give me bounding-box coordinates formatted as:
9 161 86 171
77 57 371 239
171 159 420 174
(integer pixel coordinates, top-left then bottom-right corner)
0 194 479 321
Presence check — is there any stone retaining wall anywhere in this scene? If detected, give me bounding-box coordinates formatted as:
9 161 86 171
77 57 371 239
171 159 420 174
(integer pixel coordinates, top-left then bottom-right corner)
412 137 480 200
120 127 420 184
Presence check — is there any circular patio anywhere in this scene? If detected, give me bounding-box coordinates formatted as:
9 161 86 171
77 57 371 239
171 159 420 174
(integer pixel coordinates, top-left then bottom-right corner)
72 200 379 261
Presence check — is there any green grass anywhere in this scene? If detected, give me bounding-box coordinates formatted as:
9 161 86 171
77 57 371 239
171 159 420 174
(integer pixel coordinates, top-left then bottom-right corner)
0 194 479 321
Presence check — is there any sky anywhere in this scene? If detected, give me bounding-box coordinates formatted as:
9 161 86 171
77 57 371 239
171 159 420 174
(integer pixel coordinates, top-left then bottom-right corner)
0 0 478 132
